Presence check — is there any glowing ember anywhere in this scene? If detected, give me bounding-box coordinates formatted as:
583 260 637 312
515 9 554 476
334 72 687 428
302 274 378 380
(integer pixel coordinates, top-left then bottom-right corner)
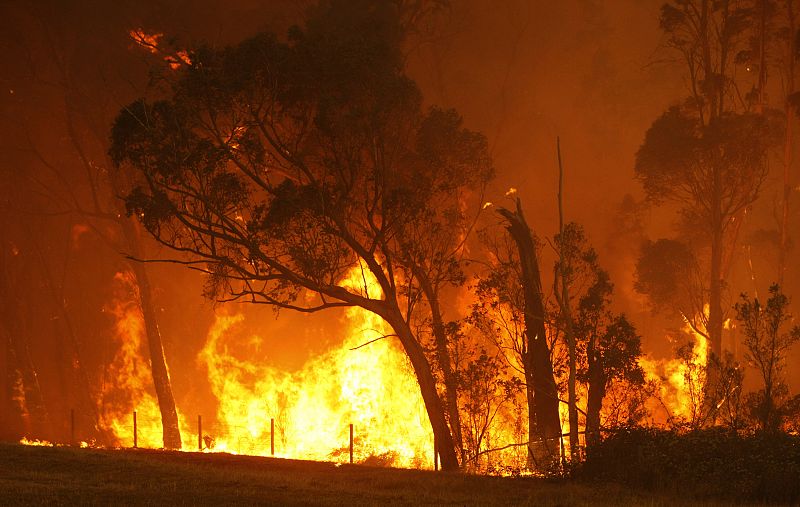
19 437 53 446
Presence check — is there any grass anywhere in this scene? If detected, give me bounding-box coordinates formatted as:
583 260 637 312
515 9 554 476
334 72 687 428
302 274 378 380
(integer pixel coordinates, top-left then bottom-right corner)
0 443 749 506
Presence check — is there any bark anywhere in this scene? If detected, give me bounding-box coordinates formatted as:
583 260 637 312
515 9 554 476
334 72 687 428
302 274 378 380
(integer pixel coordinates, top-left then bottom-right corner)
709 173 724 361
497 199 561 465
119 217 182 450
383 306 459 471
418 274 464 464
584 349 605 452
557 138 579 462
780 0 796 285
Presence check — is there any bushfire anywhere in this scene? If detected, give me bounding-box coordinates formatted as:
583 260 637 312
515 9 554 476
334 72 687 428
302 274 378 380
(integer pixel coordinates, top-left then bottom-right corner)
19 267 715 473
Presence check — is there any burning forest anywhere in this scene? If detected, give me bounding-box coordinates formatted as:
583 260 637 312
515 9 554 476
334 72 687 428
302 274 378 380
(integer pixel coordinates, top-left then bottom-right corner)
2 0 800 503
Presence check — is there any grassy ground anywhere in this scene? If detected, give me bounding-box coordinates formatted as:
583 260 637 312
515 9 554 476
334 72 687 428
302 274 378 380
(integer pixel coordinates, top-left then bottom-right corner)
0 443 743 506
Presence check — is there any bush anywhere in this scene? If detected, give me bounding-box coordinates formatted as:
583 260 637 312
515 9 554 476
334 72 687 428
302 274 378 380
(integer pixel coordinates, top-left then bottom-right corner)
579 427 800 503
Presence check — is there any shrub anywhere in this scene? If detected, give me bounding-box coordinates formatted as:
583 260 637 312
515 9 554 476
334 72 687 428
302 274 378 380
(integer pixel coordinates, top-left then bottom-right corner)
579 427 800 503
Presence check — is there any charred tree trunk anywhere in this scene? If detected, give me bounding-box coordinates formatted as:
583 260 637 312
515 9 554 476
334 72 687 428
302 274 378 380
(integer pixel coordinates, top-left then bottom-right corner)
0 233 52 440
119 217 182 450
497 199 561 466
27 230 110 446
383 306 459 471
584 347 605 452
1 315 52 440
418 274 464 465
709 176 724 362
556 138 580 462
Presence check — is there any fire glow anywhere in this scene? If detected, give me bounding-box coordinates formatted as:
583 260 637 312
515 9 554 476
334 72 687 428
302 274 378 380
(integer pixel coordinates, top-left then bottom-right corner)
21 267 715 469
91 269 434 467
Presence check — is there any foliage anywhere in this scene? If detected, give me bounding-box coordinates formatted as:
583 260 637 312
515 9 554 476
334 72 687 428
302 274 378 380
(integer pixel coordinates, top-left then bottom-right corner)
110 0 492 313
641 0 786 365
735 284 800 431
581 427 800 503
456 346 523 470
634 238 706 326
110 0 493 471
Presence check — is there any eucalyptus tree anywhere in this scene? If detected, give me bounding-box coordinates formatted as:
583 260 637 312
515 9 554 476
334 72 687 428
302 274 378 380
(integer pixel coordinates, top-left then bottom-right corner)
110 0 491 470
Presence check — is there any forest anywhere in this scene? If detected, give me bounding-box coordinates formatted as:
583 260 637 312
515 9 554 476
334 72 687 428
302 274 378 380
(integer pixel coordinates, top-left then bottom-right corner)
1 0 799 502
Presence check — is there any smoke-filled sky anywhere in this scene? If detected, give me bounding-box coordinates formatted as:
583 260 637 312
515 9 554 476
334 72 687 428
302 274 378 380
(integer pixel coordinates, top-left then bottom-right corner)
0 0 798 441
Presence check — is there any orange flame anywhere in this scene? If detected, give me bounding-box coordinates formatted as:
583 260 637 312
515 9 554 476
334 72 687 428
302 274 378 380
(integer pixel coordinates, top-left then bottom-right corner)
196 268 434 467
98 272 189 448
640 319 708 426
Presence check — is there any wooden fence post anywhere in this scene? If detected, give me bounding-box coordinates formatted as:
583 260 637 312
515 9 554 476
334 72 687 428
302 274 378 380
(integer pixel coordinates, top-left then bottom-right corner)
349 423 354 464
270 418 275 456
198 415 202 451
434 435 439 471
133 411 137 448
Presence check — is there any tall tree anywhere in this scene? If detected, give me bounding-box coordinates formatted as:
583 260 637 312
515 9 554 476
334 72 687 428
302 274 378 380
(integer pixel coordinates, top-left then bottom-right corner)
0 0 184 449
110 0 491 470
490 199 561 466
637 0 782 361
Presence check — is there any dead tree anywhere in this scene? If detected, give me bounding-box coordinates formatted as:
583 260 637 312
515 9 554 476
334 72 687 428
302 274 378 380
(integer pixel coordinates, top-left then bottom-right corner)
497 198 561 465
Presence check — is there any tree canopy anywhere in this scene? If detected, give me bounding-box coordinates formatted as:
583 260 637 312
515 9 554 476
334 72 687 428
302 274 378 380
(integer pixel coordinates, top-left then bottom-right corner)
110 0 491 471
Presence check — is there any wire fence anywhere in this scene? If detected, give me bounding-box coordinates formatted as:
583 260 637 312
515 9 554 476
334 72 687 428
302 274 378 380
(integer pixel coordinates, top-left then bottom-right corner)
48 407 581 474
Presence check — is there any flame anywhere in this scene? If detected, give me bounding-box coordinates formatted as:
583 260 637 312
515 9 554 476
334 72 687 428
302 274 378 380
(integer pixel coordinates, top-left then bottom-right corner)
19 437 53 446
128 29 191 69
98 272 190 448
196 267 434 467
639 320 708 425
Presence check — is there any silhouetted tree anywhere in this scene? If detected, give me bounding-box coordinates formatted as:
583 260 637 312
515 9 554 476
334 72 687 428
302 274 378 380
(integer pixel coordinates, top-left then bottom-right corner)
638 0 783 364
574 270 644 450
0 1 184 449
480 199 561 466
634 238 708 337
735 284 800 430
110 0 492 470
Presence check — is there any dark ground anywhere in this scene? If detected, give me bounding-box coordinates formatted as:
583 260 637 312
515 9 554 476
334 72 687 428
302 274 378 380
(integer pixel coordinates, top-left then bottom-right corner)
0 443 751 506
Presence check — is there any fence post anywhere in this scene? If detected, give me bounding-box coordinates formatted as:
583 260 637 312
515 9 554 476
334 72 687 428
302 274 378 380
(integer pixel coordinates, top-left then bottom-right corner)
349 423 354 464
133 411 137 448
270 418 275 456
70 408 75 446
198 415 202 451
434 436 439 471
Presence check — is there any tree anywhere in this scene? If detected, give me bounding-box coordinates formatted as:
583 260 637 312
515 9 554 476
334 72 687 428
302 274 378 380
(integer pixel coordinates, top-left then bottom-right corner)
735 284 800 431
574 270 644 450
0 1 185 449
553 139 579 462
553 223 644 452
485 199 561 466
454 341 522 472
110 0 491 471
638 0 783 364
634 238 708 337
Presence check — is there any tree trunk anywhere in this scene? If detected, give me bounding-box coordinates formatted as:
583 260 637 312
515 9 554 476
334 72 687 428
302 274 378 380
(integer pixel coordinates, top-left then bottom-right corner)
119 217 182 450
418 274 464 465
27 230 111 446
383 307 459 470
709 191 724 361
557 138 580 462
584 351 605 452
497 199 561 466
780 0 796 286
